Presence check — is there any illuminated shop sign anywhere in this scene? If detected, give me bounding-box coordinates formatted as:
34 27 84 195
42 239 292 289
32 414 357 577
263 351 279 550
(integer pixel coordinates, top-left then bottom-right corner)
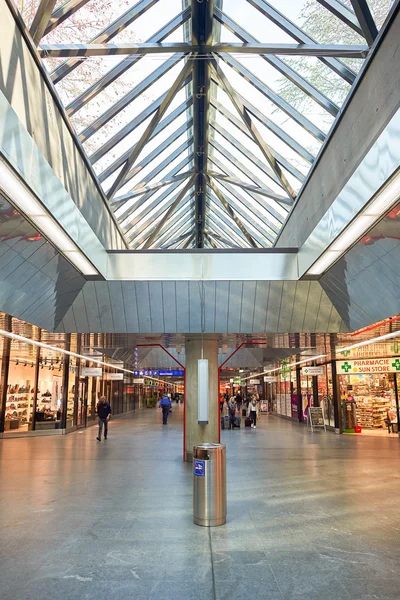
337 358 400 374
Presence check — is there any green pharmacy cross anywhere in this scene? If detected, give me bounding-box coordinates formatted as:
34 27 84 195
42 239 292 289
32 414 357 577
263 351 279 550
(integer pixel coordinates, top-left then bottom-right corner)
341 362 352 373
391 359 400 371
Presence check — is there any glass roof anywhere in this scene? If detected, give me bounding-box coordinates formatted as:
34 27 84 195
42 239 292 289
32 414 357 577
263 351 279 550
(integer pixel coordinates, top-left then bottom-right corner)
17 0 395 248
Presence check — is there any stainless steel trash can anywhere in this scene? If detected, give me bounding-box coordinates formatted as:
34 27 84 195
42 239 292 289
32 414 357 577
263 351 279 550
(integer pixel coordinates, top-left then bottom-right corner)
193 443 226 527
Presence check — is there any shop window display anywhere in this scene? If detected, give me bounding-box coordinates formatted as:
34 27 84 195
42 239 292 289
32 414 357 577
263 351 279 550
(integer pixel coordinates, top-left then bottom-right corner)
339 373 397 434
4 358 35 433
301 375 314 421
36 354 64 430
67 359 78 429
318 365 334 427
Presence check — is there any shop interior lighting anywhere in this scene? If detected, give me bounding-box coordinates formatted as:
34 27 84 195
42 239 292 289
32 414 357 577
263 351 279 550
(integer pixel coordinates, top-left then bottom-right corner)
307 170 400 276
240 354 327 381
0 330 174 388
336 329 400 355
0 158 98 276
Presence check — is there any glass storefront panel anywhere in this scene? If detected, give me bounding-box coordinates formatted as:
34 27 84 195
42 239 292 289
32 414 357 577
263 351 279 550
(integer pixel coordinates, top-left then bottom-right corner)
339 372 397 434
35 348 64 431
5 347 36 434
301 375 314 421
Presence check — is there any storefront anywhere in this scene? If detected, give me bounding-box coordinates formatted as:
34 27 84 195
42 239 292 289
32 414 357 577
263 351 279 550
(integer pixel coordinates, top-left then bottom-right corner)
0 316 136 437
337 358 400 435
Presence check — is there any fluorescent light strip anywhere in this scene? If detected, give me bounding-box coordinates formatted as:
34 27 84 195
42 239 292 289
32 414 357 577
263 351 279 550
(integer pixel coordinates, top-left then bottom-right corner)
0 329 174 388
307 169 400 276
337 329 400 354
0 159 98 276
240 354 327 381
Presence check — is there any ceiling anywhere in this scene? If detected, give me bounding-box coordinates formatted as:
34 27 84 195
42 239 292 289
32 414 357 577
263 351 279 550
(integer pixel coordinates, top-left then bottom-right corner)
16 0 392 250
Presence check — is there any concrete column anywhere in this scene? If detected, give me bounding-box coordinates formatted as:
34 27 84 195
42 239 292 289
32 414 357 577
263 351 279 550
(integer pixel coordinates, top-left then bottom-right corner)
184 335 219 462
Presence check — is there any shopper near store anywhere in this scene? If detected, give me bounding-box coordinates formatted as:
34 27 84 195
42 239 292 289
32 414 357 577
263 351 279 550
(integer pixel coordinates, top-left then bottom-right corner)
235 391 243 414
159 394 172 425
248 397 259 429
96 396 112 441
228 397 236 430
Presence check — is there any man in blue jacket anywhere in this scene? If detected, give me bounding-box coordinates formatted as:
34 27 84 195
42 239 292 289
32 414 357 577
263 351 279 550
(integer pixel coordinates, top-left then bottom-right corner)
96 396 112 441
159 394 172 425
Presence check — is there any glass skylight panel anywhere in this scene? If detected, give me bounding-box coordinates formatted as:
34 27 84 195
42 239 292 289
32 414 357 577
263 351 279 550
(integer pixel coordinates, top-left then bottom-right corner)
28 0 378 248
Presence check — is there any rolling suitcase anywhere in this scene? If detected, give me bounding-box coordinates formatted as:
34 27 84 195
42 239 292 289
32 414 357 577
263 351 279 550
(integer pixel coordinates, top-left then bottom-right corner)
221 415 230 430
245 417 252 428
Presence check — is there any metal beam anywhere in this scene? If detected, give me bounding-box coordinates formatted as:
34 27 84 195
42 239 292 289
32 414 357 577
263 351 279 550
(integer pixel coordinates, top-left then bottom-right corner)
39 42 368 58
204 229 240 248
210 92 314 165
214 8 339 118
107 60 193 199
210 116 305 184
209 58 297 200
192 0 214 248
79 53 186 143
99 117 192 184
123 182 194 242
116 158 193 225
246 0 356 84
143 176 196 248
62 8 190 110
125 187 193 245
207 177 257 247
182 234 195 249
90 91 192 165
44 0 91 36
40 42 195 57
208 194 253 247
127 171 194 199
209 166 279 240
153 196 195 247
161 231 195 249
204 233 218 248
208 171 291 205
214 43 368 57
29 0 57 45
349 0 378 46
316 0 364 36
113 148 193 212
50 0 163 83
216 53 326 143
156 210 195 248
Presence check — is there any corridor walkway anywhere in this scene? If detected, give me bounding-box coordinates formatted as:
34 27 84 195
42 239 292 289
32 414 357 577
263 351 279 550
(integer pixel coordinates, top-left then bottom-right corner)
0 408 400 600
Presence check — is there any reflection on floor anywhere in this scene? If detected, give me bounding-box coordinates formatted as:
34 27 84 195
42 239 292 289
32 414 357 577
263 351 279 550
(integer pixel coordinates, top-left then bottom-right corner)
0 407 400 600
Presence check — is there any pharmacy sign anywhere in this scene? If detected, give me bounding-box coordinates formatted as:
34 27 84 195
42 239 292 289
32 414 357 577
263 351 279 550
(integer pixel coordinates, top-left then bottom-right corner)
337 358 400 374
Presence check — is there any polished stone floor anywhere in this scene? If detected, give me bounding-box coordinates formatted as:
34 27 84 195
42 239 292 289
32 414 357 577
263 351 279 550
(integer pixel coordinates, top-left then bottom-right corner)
0 407 400 600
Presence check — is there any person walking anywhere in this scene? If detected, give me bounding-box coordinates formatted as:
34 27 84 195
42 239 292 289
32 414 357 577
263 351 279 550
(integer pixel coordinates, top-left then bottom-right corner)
159 394 172 425
235 391 243 414
96 396 112 441
248 396 259 429
228 397 236 430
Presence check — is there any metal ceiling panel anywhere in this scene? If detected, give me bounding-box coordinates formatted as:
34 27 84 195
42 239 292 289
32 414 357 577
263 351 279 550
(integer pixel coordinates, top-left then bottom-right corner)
108 281 128 333
121 282 140 332
175 281 190 333
149 281 164 332
82 282 102 332
277 281 296 333
227 281 243 333
239 281 257 333
135 282 152 332
265 281 283 331
94 281 114 332
252 281 270 332
215 281 230 333
162 281 178 333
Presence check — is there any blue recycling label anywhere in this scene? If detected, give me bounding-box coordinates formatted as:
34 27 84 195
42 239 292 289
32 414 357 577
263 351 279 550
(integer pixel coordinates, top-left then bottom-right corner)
194 459 205 476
